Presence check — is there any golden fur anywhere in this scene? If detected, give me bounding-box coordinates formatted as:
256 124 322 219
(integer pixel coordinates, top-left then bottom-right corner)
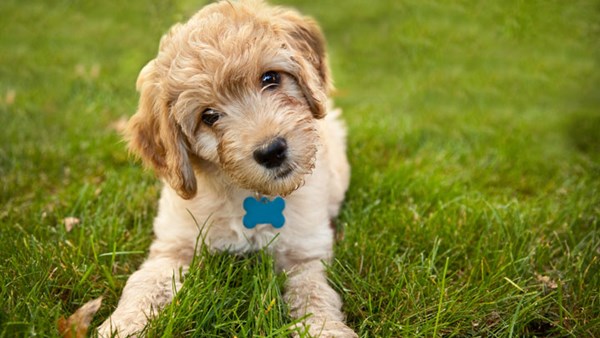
98 0 354 336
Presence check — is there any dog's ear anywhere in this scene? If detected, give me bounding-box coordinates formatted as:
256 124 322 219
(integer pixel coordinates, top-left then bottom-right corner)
278 10 331 119
125 60 197 199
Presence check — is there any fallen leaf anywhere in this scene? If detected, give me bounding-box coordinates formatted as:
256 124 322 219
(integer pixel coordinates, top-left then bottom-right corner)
535 272 558 289
90 63 101 79
63 217 80 232
57 297 103 338
5 89 16 105
109 116 128 134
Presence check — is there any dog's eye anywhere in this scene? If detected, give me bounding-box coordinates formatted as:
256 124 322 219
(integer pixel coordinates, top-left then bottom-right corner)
261 71 281 90
201 109 221 126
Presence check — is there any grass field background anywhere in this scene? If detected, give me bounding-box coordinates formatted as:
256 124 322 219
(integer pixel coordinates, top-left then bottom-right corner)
1 0 599 336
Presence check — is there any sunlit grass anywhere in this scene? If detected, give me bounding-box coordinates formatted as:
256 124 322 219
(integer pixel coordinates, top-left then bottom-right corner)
1 0 598 336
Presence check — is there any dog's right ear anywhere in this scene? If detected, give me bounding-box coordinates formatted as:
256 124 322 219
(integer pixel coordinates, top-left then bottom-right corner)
276 9 332 119
125 60 198 199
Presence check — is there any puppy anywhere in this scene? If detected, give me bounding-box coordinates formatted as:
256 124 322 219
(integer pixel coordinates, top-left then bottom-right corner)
98 0 354 336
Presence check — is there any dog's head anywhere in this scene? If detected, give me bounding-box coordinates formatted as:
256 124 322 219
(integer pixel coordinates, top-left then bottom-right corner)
125 0 332 199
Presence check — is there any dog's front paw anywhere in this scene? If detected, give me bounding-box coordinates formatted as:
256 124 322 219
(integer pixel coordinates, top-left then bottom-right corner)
97 316 147 338
294 319 358 338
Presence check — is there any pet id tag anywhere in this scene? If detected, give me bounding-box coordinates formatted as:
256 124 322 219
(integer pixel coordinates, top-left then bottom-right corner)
242 196 286 229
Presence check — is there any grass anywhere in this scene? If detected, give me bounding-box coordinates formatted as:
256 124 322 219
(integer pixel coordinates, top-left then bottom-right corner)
1 0 599 336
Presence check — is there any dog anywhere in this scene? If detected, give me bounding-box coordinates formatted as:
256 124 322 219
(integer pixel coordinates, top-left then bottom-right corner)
97 0 355 336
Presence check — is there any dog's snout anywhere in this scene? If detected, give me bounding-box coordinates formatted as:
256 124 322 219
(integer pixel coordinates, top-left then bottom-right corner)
254 137 288 168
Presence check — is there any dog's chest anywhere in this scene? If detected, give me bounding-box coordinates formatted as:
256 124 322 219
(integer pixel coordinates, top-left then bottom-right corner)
208 216 281 253
156 186 300 254
190 193 284 254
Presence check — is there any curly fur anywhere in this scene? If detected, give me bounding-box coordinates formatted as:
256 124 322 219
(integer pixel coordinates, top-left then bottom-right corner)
98 1 354 336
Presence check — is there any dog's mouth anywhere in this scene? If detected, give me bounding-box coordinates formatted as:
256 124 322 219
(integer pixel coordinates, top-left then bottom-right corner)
273 166 294 179
219 132 318 196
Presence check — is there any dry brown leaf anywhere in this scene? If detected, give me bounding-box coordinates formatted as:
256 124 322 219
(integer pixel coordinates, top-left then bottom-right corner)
5 89 16 105
109 116 128 134
90 63 101 79
63 217 80 232
57 297 103 338
535 272 558 289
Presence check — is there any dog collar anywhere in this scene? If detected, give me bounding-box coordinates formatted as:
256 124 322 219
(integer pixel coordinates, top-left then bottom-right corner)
242 194 285 229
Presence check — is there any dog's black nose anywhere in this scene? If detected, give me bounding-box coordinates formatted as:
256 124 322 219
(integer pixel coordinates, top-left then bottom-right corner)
254 137 288 168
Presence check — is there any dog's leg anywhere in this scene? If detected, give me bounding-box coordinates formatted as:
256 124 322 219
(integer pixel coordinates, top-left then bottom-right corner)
97 242 193 337
282 259 358 338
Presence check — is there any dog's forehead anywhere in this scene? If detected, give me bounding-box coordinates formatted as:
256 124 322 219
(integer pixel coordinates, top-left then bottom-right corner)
186 2 286 61
163 4 295 100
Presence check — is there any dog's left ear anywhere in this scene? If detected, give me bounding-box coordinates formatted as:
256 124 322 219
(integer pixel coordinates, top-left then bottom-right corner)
277 10 332 119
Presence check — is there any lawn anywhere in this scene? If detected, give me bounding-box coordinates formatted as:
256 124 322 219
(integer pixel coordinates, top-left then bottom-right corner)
1 0 598 336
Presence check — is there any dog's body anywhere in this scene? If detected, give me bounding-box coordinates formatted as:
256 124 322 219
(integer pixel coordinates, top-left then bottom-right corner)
98 1 355 336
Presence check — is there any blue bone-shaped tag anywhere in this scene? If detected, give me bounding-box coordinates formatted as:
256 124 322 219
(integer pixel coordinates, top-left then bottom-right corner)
242 196 285 229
